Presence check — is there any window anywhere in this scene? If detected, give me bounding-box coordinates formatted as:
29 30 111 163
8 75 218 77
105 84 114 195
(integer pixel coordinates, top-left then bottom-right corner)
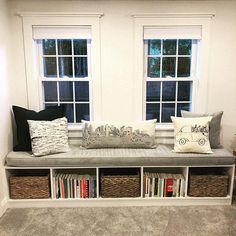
35 26 92 123
144 28 200 123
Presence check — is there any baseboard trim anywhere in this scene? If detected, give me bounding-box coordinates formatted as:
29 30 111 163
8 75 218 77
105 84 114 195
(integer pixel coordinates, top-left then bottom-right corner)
0 198 8 217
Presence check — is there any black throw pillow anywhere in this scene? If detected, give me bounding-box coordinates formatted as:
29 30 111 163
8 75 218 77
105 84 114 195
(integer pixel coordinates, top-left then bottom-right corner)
12 105 66 151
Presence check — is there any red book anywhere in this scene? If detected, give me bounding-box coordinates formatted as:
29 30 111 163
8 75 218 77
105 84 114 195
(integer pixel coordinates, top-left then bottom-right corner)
165 177 173 197
83 179 86 198
80 179 83 198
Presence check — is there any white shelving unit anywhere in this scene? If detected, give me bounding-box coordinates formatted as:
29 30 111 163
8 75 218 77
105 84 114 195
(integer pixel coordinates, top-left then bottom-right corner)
4 164 235 208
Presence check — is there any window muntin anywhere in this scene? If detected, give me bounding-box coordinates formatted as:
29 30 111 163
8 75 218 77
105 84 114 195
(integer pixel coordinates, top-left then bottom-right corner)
145 39 197 123
38 39 91 123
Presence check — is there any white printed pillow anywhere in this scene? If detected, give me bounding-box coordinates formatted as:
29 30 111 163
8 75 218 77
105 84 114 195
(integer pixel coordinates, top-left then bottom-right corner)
171 116 212 154
82 119 157 149
27 117 69 156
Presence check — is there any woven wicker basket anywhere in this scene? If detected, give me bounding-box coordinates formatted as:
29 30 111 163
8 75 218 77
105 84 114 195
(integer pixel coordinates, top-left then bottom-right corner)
100 169 140 198
9 176 50 199
188 174 229 197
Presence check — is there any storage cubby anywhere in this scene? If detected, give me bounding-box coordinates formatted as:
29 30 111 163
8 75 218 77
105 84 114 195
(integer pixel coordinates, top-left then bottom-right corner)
52 168 97 199
6 169 51 199
99 168 141 198
188 167 231 197
143 167 187 198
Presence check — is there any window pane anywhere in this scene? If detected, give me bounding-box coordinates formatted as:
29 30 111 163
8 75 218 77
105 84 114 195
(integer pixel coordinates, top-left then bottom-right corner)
44 103 59 108
162 57 176 78
59 57 73 77
62 104 74 123
57 39 72 55
74 40 87 55
178 40 192 55
59 82 73 102
146 81 160 101
43 81 57 102
43 57 57 77
146 103 160 121
178 81 192 101
75 81 89 101
76 104 90 122
148 40 161 55
177 103 191 117
177 57 191 77
162 81 176 101
74 57 88 77
163 40 177 55
43 40 56 55
148 57 160 78
162 103 175 122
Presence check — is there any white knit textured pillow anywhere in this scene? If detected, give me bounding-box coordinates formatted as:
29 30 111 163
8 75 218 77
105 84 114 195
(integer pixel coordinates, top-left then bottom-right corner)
171 116 212 154
28 117 69 156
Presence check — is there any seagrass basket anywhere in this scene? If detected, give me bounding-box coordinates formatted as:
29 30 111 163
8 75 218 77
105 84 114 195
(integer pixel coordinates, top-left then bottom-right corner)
188 174 229 197
100 168 140 198
9 175 50 199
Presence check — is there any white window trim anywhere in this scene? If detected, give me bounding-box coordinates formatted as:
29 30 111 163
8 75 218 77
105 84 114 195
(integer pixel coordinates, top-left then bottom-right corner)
132 13 214 127
19 12 103 129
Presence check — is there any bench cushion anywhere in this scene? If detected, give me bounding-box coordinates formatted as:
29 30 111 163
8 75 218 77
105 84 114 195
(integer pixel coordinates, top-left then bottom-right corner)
5 144 235 167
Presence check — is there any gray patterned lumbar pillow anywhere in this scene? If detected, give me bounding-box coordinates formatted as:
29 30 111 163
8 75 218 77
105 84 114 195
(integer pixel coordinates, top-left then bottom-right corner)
82 120 157 149
28 117 69 156
181 110 223 148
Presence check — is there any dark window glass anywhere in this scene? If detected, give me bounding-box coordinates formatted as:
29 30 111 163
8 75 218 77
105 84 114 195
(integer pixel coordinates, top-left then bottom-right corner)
148 57 160 78
76 104 90 122
74 40 87 55
178 40 192 55
74 57 88 77
178 81 192 101
57 39 72 55
43 81 57 102
162 81 176 101
177 103 191 117
43 57 57 77
162 57 176 77
177 57 191 77
146 103 160 121
62 103 74 123
75 81 89 101
146 81 161 102
59 82 73 102
163 40 177 55
148 40 161 55
43 40 56 55
162 103 175 122
59 57 73 77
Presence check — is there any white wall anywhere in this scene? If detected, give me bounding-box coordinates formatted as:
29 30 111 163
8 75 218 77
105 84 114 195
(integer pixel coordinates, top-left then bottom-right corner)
0 0 12 216
8 0 236 150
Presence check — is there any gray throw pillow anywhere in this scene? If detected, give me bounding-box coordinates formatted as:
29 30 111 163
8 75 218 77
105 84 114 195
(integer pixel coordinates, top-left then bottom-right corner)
181 110 223 148
82 120 157 149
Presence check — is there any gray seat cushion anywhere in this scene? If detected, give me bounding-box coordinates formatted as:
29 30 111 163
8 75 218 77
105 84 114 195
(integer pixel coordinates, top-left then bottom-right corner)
6 144 235 167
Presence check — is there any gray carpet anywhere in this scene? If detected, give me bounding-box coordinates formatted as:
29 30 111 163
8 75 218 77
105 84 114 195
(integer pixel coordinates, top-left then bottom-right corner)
0 205 236 236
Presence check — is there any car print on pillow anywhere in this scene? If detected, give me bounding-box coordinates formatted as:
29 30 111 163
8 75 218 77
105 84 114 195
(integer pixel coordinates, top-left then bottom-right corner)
176 125 209 146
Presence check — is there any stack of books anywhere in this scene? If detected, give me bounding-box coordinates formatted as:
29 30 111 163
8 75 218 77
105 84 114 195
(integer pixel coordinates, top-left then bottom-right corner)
53 174 97 199
144 172 185 198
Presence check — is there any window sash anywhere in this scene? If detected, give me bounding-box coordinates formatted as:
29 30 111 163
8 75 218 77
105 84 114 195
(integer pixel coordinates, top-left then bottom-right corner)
36 39 93 124
144 39 199 123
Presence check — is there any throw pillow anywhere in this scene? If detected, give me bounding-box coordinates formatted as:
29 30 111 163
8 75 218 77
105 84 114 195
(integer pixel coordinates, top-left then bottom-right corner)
12 105 65 151
171 116 213 154
82 119 157 149
181 110 223 148
28 117 69 156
